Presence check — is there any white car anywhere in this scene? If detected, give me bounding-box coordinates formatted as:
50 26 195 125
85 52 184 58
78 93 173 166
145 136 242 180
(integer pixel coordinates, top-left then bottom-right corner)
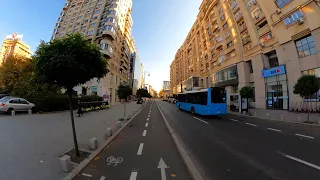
168 98 176 103
0 97 35 113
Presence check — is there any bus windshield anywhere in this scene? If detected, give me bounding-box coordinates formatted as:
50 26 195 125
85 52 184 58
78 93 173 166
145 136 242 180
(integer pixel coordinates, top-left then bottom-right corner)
211 87 226 103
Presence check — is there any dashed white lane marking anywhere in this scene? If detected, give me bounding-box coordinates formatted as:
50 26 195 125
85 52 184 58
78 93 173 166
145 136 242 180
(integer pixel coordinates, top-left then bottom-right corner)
129 171 138 180
82 173 92 177
145 122 149 127
146 118 149 121
281 153 320 171
245 123 257 127
148 114 150 117
193 117 209 124
230 119 239 122
100 176 106 180
267 128 281 132
295 133 314 139
142 130 147 136
137 143 144 155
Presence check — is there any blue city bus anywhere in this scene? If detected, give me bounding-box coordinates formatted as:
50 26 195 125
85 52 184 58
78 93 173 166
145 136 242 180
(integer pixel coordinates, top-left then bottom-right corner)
176 87 227 115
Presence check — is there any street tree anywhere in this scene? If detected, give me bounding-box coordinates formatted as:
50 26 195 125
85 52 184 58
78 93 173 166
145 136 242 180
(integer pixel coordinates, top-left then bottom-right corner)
136 88 151 98
240 86 254 114
117 83 132 119
294 75 320 122
33 33 108 156
159 89 163 98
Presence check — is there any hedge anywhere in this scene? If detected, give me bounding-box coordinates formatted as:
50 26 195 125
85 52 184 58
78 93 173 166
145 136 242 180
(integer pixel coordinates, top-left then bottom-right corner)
25 95 103 112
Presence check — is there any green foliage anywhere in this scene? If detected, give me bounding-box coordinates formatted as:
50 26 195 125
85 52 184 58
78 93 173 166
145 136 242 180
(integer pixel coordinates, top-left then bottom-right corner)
240 86 254 99
117 83 132 100
136 88 151 98
294 75 320 98
33 33 108 91
0 56 60 97
79 95 103 102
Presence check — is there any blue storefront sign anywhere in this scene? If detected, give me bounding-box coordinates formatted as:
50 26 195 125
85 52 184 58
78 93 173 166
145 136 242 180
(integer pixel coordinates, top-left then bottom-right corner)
261 65 286 78
92 86 97 92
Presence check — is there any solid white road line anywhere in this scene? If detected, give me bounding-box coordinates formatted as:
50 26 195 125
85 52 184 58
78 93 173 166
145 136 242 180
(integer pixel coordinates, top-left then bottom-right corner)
145 122 149 127
245 123 257 127
129 171 138 180
281 153 320 171
146 118 149 121
82 173 92 177
230 119 239 122
137 143 144 155
193 117 209 124
100 176 106 180
295 133 314 139
267 128 281 132
142 130 147 136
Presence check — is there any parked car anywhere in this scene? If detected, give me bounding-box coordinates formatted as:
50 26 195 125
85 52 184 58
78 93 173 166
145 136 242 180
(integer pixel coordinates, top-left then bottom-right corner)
168 97 176 104
0 94 9 100
0 97 35 114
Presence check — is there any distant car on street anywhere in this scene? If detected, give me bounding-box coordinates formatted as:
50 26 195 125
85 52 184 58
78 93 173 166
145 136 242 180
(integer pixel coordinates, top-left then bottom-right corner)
0 96 35 114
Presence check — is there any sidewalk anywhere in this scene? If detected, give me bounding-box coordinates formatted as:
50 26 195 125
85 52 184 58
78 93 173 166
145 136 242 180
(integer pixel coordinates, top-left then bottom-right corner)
228 108 320 125
0 101 143 180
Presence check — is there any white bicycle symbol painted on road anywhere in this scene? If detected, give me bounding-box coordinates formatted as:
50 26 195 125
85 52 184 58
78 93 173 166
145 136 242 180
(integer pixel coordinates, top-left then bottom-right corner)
106 156 123 166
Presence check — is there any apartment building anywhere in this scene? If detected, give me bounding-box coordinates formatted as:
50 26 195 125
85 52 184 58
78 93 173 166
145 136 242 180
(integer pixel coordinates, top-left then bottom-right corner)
52 0 136 104
170 0 320 110
0 33 32 64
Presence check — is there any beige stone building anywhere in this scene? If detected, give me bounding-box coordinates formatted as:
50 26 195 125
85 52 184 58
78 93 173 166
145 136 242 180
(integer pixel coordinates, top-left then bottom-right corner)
52 0 136 104
170 0 320 110
0 33 32 64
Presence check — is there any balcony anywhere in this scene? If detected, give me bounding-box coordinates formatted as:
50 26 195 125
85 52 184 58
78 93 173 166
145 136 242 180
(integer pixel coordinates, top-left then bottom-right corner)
258 25 271 38
242 36 251 45
239 24 247 33
254 13 265 24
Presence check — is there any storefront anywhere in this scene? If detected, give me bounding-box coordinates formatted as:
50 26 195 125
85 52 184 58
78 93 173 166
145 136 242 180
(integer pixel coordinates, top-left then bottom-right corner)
262 65 289 110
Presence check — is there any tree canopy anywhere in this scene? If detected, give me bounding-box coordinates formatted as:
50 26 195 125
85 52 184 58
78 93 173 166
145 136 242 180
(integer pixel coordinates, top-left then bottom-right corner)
294 75 320 98
33 33 108 91
240 86 254 99
159 89 163 97
117 83 132 100
136 88 151 98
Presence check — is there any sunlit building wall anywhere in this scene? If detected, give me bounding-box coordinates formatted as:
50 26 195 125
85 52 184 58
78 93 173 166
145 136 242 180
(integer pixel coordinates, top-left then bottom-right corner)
170 0 320 110
0 33 31 64
52 0 136 104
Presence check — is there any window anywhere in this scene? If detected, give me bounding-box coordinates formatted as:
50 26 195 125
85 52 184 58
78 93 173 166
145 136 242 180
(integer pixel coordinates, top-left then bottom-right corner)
247 0 257 8
220 14 225 21
295 35 316 58
94 9 101 14
83 19 88 24
234 11 242 21
87 30 94 35
100 43 106 49
216 36 223 42
227 41 233 48
81 26 86 31
218 55 225 63
211 87 226 103
90 22 97 27
247 60 253 73
276 0 292 8
265 50 279 68
225 31 231 38
218 7 223 14
106 17 115 23
223 22 228 29
92 16 98 20
284 10 303 26
257 20 268 30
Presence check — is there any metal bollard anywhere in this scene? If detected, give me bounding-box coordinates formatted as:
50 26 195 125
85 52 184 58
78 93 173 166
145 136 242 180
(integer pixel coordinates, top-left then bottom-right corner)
59 155 72 172
11 110 15 116
105 128 112 137
297 116 301 122
28 109 32 115
280 115 284 121
116 121 122 129
90 137 98 150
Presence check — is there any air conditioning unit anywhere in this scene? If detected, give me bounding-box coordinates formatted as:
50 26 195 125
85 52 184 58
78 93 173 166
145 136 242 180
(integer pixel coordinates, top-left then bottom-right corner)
255 15 260 19
260 42 265 47
296 18 304 25
276 8 281 14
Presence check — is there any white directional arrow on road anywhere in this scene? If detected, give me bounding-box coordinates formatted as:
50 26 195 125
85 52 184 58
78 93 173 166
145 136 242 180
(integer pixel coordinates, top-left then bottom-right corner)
158 158 169 180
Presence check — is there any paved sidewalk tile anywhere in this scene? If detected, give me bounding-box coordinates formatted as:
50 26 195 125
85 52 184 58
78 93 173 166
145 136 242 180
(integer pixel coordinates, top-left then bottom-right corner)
0 101 143 180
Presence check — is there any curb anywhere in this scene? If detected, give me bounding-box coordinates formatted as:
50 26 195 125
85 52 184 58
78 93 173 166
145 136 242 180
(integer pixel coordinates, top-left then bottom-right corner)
62 102 149 180
228 111 320 127
155 101 204 180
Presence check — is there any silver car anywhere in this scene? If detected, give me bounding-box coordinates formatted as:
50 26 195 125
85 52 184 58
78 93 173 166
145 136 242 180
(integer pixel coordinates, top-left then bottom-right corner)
0 97 35 113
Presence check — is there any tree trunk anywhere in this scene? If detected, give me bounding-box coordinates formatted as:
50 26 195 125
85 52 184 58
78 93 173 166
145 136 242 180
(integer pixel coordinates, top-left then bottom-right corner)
247 98 250 115
124 101 126 118
307 97 310 123
67 89 80 157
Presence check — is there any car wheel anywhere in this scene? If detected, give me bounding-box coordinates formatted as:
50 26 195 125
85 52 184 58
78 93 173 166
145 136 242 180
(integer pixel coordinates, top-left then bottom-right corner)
178 105 181 110
7 108 14 114
31 107 36 113
191 107 195 115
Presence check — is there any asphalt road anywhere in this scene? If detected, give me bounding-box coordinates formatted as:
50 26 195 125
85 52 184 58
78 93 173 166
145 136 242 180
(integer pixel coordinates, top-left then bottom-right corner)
74 101 191 180
157 101 320 180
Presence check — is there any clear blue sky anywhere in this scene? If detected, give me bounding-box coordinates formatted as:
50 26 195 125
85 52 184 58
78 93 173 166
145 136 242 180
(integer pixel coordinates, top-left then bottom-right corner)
0 0 202 92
